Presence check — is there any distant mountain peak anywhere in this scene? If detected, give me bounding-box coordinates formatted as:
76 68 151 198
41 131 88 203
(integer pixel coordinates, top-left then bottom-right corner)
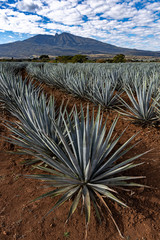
0 32 159 58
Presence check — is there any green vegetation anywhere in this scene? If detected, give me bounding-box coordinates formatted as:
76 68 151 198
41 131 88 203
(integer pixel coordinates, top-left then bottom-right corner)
55 55 73 63
1 53 160 63
39 55 50 59
71 54 88 63
64 232 70 238
54 54 88 63
112 54 126 63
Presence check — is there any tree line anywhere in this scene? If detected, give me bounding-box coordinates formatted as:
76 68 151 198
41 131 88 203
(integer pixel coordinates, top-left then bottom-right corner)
39 54 126 63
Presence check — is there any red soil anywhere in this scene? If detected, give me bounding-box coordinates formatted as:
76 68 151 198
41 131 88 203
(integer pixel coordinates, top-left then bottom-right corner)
0 86 160 240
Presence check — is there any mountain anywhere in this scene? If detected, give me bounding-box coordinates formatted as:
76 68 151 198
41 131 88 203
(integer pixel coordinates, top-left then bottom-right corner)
0 32 160 58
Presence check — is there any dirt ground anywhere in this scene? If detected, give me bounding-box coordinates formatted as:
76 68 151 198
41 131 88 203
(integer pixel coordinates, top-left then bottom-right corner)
0 86 160 240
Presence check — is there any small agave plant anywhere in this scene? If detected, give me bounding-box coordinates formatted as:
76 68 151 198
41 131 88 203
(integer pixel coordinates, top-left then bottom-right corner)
89 79 121 109
25 106 147 239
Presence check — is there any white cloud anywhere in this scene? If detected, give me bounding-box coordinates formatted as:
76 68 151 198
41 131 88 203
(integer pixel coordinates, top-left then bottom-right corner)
145 2 160 12
15 0 43 12
0 8 45 34
0 0 160 51
101 3 137 19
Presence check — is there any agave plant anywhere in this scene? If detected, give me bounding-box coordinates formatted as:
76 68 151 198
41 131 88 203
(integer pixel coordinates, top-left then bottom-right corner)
0 73 40 115
65 73 90 98
0 72 71 165
118 81 159 124
4 93 69 165
153 93 160 120
88 78 121 109
21 106 147 238
0 68 148 238
25 62 160 117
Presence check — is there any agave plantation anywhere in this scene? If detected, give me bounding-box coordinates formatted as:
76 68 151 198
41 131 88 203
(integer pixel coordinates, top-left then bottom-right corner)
0 62 160 239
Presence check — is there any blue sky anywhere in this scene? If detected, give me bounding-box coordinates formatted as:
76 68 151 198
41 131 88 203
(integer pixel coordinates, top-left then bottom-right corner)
0 0 160 51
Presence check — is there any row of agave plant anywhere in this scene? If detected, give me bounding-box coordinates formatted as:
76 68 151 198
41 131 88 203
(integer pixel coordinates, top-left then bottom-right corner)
25 62 160 125
0 67 151 238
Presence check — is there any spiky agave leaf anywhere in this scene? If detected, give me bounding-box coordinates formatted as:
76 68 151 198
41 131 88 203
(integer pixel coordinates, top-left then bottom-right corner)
4 96 70 164
0 72 72 165
66 73 89 98
88 78 121 109
118 81 159 124
26 105 147 238
0 72 41 116
153 93 160 120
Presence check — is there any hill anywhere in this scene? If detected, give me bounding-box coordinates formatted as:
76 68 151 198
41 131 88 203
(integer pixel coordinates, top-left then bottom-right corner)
0 32 160 58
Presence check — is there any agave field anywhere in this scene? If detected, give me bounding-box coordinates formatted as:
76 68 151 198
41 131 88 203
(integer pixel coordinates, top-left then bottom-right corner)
0 62 160 240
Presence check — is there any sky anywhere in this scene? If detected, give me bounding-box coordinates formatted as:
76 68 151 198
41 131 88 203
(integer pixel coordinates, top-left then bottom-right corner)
0 0 160 51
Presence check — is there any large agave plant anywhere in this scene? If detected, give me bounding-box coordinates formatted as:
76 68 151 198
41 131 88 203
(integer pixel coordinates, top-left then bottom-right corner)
4 94 69 165
0 67 148 237
23 106 147 238
0 72 70 164
119 81 158 124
